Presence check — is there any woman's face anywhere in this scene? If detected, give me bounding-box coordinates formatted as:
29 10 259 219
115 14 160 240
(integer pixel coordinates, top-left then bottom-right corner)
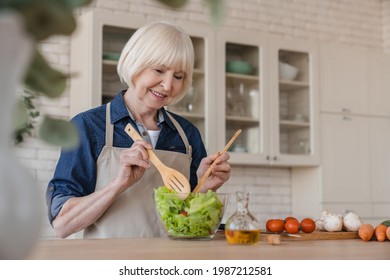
131 65 185 110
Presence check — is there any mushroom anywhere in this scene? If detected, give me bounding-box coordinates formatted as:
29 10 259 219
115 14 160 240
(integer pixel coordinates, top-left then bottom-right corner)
342 211 363 232
315 210 327 231
317 210 343 232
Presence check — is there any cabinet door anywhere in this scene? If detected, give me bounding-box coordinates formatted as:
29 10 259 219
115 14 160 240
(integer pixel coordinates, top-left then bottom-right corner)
270 39 320 166
166 23 215 151
368 53 390 118
320 45 369 115
320 114 371 203
216 30 270 165
370 118 390 203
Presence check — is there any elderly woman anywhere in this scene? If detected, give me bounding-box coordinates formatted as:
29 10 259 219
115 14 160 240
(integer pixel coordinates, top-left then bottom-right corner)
46 21 231 239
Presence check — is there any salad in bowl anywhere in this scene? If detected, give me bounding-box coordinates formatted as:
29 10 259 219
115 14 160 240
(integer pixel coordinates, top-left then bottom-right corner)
154 186 228 240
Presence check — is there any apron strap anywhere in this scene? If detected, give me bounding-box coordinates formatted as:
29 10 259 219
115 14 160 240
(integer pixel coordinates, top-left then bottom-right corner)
105 102 114 147
166 112 192 157
105 102 191 156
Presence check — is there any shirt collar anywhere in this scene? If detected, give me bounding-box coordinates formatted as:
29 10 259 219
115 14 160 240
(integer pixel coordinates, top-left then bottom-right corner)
109 90 177 131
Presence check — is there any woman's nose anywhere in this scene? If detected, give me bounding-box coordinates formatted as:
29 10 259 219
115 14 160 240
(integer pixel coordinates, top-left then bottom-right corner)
160 75 173 91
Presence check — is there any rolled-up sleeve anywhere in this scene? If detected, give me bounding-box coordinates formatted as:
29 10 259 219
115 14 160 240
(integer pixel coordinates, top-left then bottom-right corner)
46 114 100 224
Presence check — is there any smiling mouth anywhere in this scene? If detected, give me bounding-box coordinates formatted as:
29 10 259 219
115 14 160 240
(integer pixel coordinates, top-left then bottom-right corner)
150 89 167 98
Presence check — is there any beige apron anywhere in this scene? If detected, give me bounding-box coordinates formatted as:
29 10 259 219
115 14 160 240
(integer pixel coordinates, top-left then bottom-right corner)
84 103 192 238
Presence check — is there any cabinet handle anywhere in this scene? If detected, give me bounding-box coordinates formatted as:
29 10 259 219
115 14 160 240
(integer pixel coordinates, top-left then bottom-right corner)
266 155 270 160
342 116 351 121
273 156 278 161
341 108 351 113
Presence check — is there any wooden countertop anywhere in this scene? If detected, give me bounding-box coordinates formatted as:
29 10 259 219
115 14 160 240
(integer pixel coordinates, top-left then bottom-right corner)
28 232 390 260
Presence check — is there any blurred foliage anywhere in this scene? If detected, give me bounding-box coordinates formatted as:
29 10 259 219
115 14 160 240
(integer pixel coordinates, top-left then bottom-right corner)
1 0 92 147
157 0 224 25
13 88 40 144
156 0 188 9
2 0 223 148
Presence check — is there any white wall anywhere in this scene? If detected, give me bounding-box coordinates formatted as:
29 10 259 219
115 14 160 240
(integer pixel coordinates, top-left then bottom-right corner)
15 0 389 239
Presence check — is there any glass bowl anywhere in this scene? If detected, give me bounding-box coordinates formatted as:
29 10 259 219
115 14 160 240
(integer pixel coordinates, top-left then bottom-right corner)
279 61 299 80
226 60 254 75
154 187 228 240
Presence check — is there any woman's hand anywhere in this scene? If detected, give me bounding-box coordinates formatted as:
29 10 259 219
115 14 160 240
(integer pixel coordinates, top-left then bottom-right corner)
115 140 152 192
53 140 153 238
196 152 231 192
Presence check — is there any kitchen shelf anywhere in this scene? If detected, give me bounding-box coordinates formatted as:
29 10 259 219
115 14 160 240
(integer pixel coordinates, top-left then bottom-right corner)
279 80 309 91
226 72 259 81
280 120 310 129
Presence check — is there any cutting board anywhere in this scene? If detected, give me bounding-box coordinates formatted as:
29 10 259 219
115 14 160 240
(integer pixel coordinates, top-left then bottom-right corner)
260 230 359 241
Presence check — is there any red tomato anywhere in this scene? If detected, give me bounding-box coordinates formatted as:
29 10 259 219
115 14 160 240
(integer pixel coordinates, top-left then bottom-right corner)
284 216 299 223
300 218 316 233
285 219 300 234
266 219 273 232
179 211 188 217
267 219 285 233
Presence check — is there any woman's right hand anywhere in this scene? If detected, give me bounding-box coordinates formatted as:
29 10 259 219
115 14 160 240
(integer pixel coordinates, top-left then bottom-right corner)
115 140 152 192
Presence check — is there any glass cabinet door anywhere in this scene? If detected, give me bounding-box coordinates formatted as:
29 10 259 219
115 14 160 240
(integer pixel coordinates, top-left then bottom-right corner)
102 25 136 104
277 49 311 156
272 38 320 166
167 36 206 138
225 42 261 155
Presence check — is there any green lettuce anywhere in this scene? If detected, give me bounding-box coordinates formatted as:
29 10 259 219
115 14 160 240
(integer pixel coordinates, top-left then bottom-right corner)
154 186 224 237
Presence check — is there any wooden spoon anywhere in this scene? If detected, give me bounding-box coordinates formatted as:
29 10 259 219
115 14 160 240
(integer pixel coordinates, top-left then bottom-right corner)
124 123 191 200
193 129 242 193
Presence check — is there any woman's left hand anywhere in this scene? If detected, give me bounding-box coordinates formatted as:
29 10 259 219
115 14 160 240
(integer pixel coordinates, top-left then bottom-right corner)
196 152 231 192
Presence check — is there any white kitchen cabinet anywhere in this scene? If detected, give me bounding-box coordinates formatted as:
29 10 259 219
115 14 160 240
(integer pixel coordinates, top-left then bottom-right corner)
216 29 320 166
370 118 390 204
319 44 369 115
321 46 390 118
368 53 390 118
320 114 371 203
293 44 390 224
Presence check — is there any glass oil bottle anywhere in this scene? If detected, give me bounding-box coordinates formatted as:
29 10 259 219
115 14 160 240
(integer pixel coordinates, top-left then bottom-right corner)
225 191 260 245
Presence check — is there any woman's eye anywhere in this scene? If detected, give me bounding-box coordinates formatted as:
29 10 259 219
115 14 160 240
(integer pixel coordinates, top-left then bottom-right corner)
174 75 183 80
154 69 164 73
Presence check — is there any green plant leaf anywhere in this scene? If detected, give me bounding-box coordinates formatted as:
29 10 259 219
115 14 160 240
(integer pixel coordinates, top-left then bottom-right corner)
61 0 93 9
39 116 79 149
0 0 29 9
13 99 29 131
156 0 188 9
18 0 76 40
24 50 67 98
13 88 40 144
205 0 225 26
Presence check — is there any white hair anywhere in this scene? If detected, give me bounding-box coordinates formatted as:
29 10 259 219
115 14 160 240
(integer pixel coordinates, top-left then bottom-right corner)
117 21 194 103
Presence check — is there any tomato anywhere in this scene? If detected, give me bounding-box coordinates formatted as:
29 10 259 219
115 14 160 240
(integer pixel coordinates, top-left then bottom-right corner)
267 219 285 233
284 216 299 223
266 219 273 232
179 211 188 217
285 219 300 234
300 218 316 233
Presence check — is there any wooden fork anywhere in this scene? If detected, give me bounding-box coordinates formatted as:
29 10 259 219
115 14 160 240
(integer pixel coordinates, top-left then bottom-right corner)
124 124 191 199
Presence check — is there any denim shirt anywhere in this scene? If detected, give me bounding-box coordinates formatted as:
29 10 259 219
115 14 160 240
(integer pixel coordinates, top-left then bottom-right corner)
46 92 207 224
